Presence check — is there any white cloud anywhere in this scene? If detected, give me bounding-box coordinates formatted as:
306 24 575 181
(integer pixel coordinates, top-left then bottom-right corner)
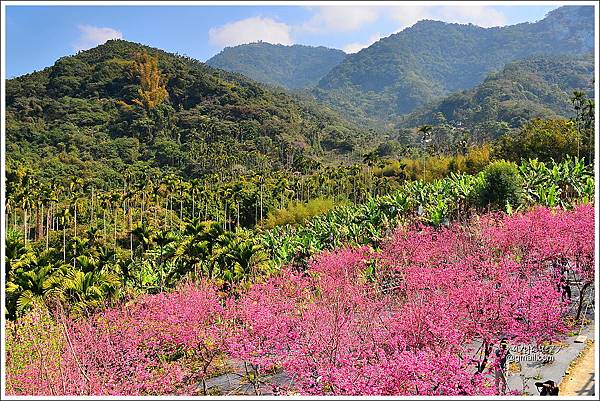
74 25 122 51
387 6 431 31
343 32 384 54
437 6 507 27
208 17 293 48
389 6 507 31
300 6 379 33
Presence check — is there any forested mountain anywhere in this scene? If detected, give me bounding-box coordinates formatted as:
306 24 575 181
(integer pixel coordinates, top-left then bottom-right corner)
207 42 346 90
400 53 595 131
313 6 595 126
6 40 370 189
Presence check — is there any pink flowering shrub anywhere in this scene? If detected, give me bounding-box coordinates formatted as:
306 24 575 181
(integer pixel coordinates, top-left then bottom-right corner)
5 304 66 395
481 204 594 319
229 207 592 395
6 282 225 395
224 267 311 382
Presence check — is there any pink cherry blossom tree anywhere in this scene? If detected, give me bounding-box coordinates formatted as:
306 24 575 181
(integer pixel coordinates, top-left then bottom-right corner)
6 205 593 396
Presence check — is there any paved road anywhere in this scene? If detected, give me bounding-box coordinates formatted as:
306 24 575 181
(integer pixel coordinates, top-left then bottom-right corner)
201 362 293 395
505 322 594 395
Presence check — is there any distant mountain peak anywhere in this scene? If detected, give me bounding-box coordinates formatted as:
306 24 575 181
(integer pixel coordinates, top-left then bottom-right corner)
206 43 346 90
221 42 344 52
401 53 594 131
545 5 594 20
313 5 595 126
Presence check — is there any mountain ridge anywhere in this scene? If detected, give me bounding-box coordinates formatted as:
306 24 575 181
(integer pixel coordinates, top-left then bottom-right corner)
313 5 594 126
207 42 346 90
400 53 595 132
5 39 371 188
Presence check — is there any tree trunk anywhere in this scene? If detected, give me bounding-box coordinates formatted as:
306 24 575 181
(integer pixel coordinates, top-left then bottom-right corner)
23 208 28 244
36 204 43 241
46 208 50 250
159 246 164 292
142 192 146 224
74 203 77 238
129 210 133 260
63 225 66 262
260 185 263 221
478 341 492 373
91 186 95 227
114 208 118 249
165 199 169 227
576 281 592 321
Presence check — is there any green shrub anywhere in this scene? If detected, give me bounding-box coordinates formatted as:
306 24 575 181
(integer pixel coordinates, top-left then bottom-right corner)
263 198 337 228
492 119 581 163
478 160 523 210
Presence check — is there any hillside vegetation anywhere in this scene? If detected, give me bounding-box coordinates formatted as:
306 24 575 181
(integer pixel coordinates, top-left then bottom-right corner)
313 6 594 126
6 39 370 189
401 54 594 130
207 42 346 90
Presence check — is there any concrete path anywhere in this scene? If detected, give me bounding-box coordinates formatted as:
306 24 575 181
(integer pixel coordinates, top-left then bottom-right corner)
200 362 293 395
505 322 594 395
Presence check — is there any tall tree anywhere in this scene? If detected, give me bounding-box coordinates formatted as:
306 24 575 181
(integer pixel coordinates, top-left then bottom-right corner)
131 51 169 112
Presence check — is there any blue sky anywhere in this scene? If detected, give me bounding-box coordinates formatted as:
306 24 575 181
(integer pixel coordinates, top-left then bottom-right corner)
5 3 562 78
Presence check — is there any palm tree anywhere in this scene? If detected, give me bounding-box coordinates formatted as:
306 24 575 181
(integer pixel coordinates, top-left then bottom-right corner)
418 125 433 181
97 245 117 265
5 230 29 280
70 237 91 267
69 178 84 238
175 237 209 280
109 192 122 249
61 269 120 316
154 230 177 291
98 193 111 241
58 207 71 262
571 91 586 159
86 226 102 246
17 179 35 244
6 262 66 318
224 239 270 283
40 184 59 249
581 98 595 164
132 222 153 258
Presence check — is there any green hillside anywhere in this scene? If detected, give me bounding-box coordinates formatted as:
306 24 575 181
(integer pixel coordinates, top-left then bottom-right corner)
400 54 595 131
207 42 346 90
6 39 370 188
313 6 595 126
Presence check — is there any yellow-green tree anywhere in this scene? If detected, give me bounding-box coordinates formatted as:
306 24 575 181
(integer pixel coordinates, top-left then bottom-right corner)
132 52 168 111
492 119 581 163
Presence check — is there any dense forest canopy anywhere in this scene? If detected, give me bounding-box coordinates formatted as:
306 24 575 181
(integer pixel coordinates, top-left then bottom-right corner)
207 42 346 90
400 54 595 131
313 5 594 126
6 39 372 191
